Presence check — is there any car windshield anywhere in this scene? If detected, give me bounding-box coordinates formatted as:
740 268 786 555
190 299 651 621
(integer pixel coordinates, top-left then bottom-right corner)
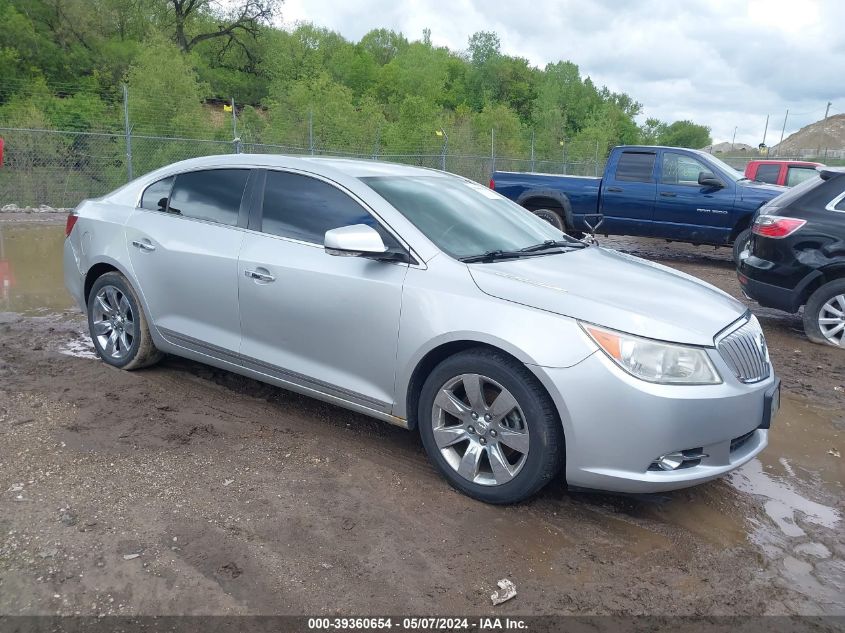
362 175 569 259
697 153 745 181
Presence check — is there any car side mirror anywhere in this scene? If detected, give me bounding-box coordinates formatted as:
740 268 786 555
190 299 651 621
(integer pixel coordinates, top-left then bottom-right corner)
324 224 388 257
698 171 723 188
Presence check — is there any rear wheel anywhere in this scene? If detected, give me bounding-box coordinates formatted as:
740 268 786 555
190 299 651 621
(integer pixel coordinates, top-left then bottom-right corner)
733 228 752 265
418 348 563 504
530 207 565 231
803 280 845 347
87 272 163 369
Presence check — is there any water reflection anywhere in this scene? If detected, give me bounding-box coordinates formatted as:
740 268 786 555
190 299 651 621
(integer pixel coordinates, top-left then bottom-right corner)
0 222 72 314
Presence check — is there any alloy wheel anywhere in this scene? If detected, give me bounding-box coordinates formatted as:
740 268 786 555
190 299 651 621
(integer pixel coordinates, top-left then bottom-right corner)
431 373 530 486
91 285 137 360
818 293 845 347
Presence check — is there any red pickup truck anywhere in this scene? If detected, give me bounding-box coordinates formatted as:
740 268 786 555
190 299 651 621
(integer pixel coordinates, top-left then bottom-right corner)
745 159 823 187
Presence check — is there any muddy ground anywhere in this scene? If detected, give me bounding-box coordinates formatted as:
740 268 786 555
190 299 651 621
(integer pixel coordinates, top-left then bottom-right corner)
0 220 842 617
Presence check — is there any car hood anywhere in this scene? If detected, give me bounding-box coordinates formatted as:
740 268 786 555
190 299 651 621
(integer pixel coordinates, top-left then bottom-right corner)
468 247 747 346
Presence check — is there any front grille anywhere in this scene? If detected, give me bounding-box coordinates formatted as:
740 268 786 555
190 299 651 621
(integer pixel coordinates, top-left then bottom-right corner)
717 316 771 383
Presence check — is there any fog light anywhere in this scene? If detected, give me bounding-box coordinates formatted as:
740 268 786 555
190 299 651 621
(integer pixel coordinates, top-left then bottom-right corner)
650 448 709 471
653 452 685 471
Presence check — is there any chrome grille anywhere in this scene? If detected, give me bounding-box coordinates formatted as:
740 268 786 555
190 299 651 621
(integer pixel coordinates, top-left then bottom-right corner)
717 316 771 383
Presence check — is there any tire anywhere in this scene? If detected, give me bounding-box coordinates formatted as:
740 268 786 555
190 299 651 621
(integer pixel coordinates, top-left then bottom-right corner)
802 280 845 348
531 208 565 231
418 347 564 504
87 272 163 370
733 228 752 265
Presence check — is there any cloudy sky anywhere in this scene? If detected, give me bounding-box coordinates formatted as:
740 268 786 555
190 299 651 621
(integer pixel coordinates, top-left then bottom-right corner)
281 0 844 145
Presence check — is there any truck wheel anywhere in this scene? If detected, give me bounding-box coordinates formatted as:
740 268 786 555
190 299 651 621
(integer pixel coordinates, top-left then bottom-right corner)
732 228 752 265
531 208 565 231
803 280 845 348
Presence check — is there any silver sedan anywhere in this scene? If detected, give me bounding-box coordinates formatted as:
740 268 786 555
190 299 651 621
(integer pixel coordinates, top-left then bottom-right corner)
64 155 779 503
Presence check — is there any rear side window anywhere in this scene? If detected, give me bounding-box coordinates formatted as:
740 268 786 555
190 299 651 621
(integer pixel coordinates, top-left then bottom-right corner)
167 169 249 225
261 171 376 244
754 164 781 184
786 166 817 187
140 176 174 211
615 152 655 182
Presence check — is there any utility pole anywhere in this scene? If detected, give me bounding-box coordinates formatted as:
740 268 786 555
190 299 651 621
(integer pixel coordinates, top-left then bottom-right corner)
824 101 832 120
731 126 737 151
776 109 789 157
123 84 132 181
761 114 769 153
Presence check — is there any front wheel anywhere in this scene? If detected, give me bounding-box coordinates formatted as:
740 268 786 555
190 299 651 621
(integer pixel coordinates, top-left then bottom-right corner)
418 348 564 504
733 228 752 265
803 280 845 347
87 272 163 369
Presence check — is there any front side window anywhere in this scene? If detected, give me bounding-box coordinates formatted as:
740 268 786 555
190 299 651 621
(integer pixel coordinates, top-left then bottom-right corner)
363 175 564 259
662 152 716 186
261 171 377 244
140 176 174 211
167 169 249 225
786 166 817 187
754 164 781 184
615 152 656 182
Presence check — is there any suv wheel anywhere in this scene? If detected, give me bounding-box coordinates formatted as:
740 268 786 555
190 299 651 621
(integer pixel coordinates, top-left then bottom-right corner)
418 348 563 504
803 279 845 347
87 272 163 369
732 228 752 265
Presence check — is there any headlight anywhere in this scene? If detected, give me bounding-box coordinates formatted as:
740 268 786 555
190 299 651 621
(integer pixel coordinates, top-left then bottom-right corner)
580 323 722 385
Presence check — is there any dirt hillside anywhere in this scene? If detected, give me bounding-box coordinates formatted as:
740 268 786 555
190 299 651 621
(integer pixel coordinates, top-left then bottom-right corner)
774 113 845 154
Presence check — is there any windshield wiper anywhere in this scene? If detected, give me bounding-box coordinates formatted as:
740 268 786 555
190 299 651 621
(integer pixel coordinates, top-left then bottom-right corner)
519 239 586 253
459 250 529 263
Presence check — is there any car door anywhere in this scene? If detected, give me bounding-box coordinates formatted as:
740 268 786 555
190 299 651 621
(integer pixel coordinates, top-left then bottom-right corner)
237 169 408 413
598 150 657 236
653 151 736 243
125 168 254 354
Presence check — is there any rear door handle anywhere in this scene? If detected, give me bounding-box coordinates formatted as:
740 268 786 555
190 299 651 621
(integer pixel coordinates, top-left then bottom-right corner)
606 187 623 193
660 192 677 197
244 269 275 283
131 239 155 252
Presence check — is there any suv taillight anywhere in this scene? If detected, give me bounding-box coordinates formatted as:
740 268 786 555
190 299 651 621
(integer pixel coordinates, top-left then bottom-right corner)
752 216 806 239
65 212 78 237
489 178 495 189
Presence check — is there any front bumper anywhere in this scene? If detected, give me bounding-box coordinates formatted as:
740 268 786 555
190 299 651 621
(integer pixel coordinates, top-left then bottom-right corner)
532 350 774 494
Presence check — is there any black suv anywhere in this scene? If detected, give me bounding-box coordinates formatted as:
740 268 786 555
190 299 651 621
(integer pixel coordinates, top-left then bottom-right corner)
738 167 845 348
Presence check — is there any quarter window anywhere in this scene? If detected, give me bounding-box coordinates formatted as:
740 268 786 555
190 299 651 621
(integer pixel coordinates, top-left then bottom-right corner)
140 176 174 211
615 152 656 182
261 171 377 244
167 169 249 225
754 164 781 184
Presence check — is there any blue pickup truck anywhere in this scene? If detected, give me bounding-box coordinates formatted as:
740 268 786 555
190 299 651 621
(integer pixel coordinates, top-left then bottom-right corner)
492 145 786 261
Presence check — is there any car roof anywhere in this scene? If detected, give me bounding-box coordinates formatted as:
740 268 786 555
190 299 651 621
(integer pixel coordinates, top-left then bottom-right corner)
748 159 823 166
140 153 448 179
820 166 845 180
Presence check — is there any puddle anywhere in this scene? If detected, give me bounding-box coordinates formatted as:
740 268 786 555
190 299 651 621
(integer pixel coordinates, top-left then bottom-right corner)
0 223 72 314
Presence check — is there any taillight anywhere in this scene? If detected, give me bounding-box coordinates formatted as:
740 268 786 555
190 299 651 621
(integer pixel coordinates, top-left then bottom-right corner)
752 216 806 239
65 212 78 237
489 178 495 189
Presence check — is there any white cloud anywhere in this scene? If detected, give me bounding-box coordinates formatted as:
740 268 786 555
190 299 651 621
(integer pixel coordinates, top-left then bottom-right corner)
281 0 845 145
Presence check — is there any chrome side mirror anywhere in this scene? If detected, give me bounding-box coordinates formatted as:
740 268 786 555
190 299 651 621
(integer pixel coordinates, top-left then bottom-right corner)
324 224 388 257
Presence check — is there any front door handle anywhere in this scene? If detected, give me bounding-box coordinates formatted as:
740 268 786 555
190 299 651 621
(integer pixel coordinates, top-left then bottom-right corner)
606 187 623 193
660 192 677 197
131 239 156 252
244 269 275 283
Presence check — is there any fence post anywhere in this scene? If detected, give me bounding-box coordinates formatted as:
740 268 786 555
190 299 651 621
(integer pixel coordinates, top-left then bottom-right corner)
530 129 535 172
231 97 241 154
595 139 599 177
439 129 448 171
371 125 381 160
491 128 496 175
309 108 315 155
122 84 133 181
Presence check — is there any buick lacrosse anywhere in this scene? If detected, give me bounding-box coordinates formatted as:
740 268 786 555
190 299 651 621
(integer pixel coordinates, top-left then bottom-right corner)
64 155 778 503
